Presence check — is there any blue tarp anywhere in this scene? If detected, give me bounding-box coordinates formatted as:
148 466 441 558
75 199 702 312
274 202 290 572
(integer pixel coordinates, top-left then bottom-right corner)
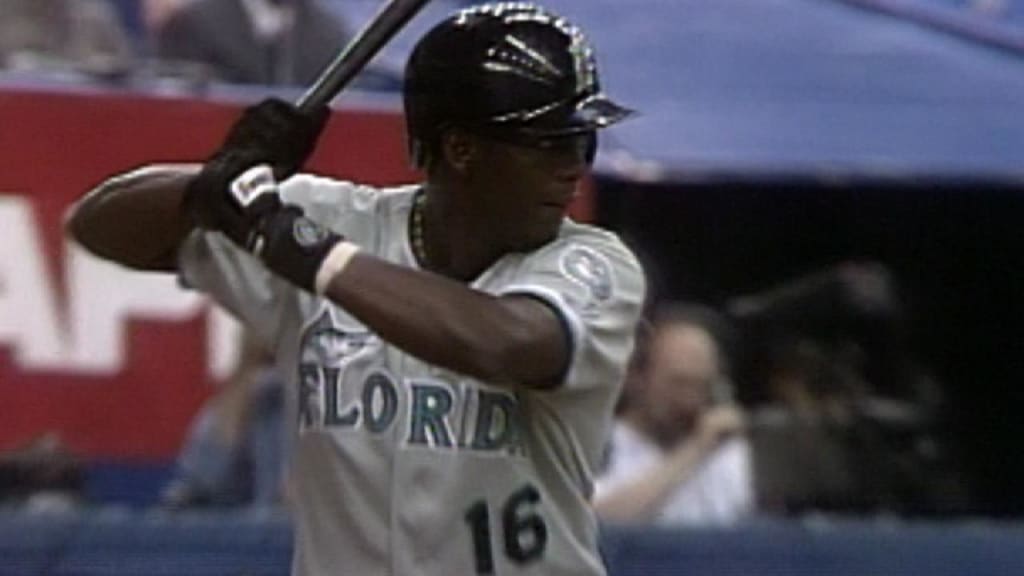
338 0 1024 181
530 0 1024 181
39 0 1024 182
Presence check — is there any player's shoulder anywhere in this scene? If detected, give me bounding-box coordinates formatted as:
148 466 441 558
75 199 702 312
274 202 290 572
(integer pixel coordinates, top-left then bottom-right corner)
511 219 646 305
280 173 419 220
540 219 643 273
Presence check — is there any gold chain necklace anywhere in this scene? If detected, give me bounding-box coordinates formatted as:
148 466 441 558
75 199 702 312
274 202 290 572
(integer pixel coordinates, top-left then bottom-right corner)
410 190 429 267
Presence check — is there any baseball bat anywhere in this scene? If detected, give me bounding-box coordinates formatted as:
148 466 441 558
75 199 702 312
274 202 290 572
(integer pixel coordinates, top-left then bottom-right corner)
297 0 434 112
231 0 432 210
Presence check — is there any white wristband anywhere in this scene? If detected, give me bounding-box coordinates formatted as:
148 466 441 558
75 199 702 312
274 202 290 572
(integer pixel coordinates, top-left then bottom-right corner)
314 241 360 295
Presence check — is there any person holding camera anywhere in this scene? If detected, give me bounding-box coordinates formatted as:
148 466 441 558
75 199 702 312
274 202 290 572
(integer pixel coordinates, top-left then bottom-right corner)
594 303 754 526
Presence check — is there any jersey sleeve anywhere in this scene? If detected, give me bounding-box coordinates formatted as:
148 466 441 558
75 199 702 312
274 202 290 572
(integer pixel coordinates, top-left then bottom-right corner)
498 230 647 391
177 230 292 350
277 174 386 244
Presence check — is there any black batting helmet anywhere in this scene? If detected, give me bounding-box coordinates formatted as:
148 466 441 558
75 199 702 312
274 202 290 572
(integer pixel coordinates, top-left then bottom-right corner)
403 2 633 167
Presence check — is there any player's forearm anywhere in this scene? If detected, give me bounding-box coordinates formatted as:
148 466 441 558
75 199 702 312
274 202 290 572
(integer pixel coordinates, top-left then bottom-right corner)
594 437 715 522
321 254 568 387
66 164 201 271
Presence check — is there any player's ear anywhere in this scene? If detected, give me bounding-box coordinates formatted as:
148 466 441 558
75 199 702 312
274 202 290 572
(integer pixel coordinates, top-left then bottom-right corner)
440 128 476 174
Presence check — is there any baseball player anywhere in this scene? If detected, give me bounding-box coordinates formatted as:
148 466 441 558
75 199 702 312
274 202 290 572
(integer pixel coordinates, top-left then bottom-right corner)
67 3 645 575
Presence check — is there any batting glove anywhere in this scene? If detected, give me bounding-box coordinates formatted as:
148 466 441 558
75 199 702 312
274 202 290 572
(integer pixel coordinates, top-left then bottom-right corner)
250 206 355 294
183 98 329 244
221 98 330 181
228 166 359 295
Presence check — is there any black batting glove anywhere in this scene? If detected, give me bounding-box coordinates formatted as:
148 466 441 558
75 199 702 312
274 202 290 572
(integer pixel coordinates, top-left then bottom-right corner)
221 98 330 181
182 98 330 243
184 148 276 244
250 206 346 294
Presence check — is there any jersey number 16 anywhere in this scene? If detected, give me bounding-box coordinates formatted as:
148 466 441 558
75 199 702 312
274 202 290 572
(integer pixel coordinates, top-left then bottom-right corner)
464 484 548 574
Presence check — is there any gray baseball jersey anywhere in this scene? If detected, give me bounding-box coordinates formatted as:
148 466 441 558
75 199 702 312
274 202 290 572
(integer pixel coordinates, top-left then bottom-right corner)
178 175 646 576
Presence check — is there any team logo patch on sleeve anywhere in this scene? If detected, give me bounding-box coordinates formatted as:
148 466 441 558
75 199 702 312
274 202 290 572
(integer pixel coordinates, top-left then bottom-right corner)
559 245 613 311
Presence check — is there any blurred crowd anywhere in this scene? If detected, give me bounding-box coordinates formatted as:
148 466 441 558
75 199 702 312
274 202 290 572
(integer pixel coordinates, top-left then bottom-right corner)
0 0 409 88
1 0 1020 88
593 261 969 527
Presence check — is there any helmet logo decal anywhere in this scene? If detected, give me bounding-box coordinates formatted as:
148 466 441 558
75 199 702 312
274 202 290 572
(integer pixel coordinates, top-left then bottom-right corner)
483 32 562 90
409 2 630 139
457 0 598 95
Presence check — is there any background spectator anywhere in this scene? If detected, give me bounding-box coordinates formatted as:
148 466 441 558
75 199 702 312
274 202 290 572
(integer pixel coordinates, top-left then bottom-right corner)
152 0 351 85
0 0 134 76
160 332 286 510
594 303 755 526
141 0 194 38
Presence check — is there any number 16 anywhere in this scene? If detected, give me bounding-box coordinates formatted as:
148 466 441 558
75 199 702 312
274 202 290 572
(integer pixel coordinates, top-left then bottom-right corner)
463 484 549 574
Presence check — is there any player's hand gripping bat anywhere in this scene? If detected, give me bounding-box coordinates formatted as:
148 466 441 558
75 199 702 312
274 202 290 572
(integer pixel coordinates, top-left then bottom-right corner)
206 0 435 286
218 0 434 221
